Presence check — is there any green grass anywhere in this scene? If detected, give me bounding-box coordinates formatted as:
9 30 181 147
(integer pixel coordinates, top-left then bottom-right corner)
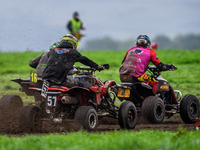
0 50 200 149
0 50 200 101
0 130 200 150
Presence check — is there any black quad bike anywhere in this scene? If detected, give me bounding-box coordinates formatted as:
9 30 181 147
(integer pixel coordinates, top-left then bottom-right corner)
114 65 199 124
12 64 137 131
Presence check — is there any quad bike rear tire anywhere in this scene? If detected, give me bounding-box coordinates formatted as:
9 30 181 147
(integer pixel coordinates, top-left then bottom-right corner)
180 94 199 124
75 106 98 131
142 96 165 124
118 101 137 129
19 105 42 132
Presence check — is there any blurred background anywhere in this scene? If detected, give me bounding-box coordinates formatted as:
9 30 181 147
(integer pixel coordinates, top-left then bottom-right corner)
0 0 200 51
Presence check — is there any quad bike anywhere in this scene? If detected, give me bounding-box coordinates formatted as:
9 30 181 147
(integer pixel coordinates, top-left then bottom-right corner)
12 64 137 131
114 65 200 124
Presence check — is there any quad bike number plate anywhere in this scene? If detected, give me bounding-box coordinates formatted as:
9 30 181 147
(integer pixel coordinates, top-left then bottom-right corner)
41 80 50 98
30 72 38 83
117 87 130 98
46 95 57 107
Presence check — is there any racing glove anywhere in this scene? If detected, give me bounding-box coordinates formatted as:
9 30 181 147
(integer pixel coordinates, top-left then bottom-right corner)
97 65 104 70
156 63 173 71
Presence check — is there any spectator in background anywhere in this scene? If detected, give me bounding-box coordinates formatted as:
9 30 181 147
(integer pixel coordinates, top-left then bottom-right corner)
67 12 85 40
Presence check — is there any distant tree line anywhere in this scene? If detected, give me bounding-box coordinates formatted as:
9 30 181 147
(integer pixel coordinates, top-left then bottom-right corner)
83 36 134 51
83 34 200 50
153 34 200 50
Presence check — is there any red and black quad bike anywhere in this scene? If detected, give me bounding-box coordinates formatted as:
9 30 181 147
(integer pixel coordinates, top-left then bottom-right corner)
113 65 200 124
12 64 137 131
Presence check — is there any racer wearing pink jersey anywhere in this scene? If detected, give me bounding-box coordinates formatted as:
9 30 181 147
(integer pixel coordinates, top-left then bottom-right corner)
120 34 173 83
119 35 177 104
120 46 161 79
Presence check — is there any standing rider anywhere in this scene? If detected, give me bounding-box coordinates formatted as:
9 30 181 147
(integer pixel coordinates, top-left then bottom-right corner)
67 12 85 40
119 34 177 103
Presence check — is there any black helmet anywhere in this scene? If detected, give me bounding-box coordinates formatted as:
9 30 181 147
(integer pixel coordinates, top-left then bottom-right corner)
136 35 151 47
61 34 78 50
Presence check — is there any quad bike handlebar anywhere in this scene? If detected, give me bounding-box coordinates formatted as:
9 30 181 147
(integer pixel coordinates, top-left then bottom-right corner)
148 64 177 78
75 64 109 75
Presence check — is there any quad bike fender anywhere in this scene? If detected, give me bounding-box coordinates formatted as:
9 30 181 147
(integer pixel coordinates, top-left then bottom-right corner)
29 86 89 94
127 82 155 100
139 82 153 90
11 78 36 96
11 78 27 85
65 87 90 94
102 80 116 95
116 82 152 89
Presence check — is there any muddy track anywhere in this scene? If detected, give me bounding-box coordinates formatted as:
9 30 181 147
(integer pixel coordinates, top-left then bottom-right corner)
97 119 195 132
0 113 196 135
97 114 196 131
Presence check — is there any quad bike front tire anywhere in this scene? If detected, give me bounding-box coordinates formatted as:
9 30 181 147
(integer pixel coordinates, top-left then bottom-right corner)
75 106 98 131
118 101 137 129
142 96 165 124
19 105 42 132
180 94 199 124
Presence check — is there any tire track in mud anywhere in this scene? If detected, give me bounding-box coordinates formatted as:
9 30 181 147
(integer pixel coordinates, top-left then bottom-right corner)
0 114 196 135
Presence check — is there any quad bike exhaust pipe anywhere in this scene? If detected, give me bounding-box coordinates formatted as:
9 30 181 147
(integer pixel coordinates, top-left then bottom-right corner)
61 95 78 104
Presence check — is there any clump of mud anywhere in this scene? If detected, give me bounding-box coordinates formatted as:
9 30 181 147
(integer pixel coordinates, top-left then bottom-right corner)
0 109 83 134
0 95 23 134
0 107 21 134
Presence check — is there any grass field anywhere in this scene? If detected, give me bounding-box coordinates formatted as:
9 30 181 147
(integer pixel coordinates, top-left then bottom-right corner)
0 50 200 150
0 50 200 101
0 129 200 150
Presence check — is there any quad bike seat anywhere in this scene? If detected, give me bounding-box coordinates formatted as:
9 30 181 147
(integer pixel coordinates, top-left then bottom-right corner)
120 82 152 90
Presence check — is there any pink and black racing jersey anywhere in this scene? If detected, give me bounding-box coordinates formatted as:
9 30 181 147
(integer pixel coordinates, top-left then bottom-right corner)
120 46 161 77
